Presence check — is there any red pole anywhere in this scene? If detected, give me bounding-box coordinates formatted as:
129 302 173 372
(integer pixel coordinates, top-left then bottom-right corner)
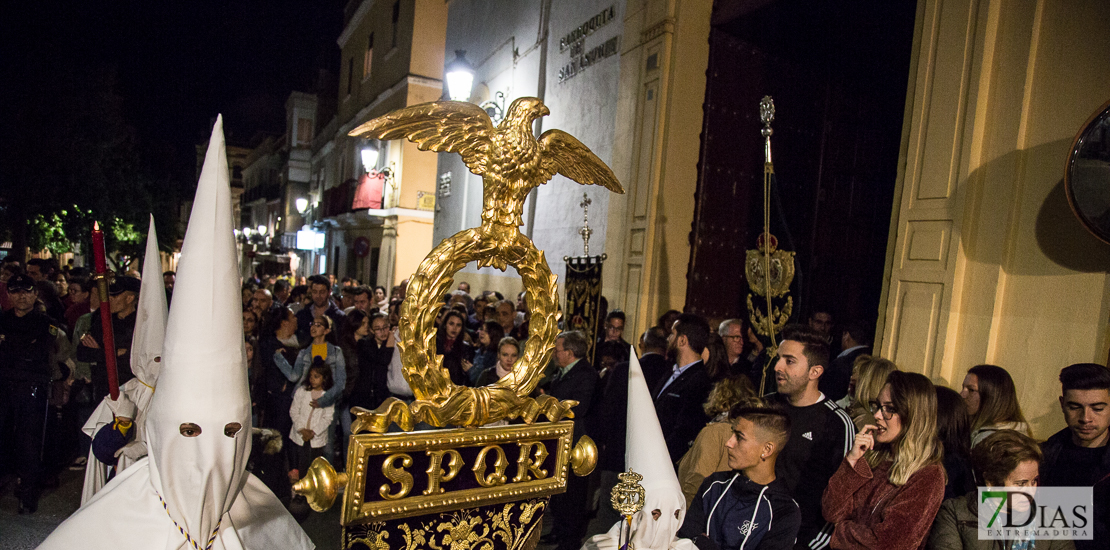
92 222 119 400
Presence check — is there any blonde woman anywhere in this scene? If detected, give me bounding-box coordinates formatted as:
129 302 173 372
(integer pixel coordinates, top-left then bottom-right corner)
836 355 899 431
675 374 756 506
822 370 946 549
960 364 1031 447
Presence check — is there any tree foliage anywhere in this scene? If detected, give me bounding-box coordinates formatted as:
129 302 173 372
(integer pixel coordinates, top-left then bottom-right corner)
0 37 181 262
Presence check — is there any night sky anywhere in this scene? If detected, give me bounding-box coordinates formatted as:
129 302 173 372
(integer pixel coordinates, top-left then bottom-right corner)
4 1 344 184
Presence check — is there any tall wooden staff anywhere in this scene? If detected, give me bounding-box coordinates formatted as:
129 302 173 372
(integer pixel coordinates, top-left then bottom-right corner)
91 221 119 400
745 97 796 394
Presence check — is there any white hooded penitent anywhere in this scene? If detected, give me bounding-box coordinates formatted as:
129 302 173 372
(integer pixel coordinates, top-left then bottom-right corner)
40 116 314 550
81 215 169 503
583 347 688 550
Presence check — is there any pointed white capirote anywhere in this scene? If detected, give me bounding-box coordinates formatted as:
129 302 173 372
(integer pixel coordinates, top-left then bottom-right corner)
42 115 313 550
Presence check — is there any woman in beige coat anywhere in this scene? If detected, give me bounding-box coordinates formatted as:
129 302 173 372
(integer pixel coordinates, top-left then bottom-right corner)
675 374 755 506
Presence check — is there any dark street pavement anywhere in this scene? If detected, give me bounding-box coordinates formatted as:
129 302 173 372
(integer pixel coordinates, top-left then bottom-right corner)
0 469 343 549
1 467 615 549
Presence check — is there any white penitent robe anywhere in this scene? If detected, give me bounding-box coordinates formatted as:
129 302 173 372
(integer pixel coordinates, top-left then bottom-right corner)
43 457 314 550
80 379 155 504
582 349 690 550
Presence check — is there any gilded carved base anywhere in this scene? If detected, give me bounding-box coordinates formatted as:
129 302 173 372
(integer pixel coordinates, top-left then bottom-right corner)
343 498 547 550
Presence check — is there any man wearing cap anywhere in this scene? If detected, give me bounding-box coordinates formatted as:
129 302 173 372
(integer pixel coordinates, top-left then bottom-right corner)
77 275 140 402
0 273 64 513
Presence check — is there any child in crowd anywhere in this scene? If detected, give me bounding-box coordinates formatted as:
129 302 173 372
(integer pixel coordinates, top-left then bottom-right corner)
273 315 346 410
288 362 334 482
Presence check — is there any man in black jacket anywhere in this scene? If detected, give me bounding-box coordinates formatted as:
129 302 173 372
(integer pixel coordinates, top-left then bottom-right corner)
639 325 671 391
0 274 62 513
542 330 598 550
818 322 870 403
77 275 140 402
1040 363 1110 550
678 399 800 550
654 313 714 465
766 324 854 550
295 275 346 342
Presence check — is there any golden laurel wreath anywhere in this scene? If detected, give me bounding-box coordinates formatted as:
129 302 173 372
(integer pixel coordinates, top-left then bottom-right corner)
347 97 623 431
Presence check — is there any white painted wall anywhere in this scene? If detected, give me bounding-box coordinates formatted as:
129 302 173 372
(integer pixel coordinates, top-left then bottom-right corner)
434 0 624 299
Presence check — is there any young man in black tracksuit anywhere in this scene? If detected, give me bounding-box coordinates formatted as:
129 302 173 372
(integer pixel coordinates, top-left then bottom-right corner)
678 399 801 550
763 325 854 550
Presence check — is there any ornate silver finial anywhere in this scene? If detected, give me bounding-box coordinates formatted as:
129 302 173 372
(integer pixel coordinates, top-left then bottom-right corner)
760 96 774 164
578 193 593 256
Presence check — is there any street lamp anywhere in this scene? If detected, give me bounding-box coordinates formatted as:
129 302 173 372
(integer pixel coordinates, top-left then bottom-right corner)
360 144 380 173
445 50 474 102
257 225 267 236
295 197 309 214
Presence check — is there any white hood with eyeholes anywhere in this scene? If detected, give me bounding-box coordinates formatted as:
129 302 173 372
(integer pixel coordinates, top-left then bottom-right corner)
582 347 690 550
40 116 313 550
81 215 169 504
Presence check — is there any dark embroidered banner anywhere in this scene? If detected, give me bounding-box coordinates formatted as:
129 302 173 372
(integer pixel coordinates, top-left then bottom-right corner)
564 256 604 364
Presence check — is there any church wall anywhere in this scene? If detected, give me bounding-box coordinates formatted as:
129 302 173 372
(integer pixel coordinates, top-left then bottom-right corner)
433 0 627 303
879 0 1110 438
604 0 711 339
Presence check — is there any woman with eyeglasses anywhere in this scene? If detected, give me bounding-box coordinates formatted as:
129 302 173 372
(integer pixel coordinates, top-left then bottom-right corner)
822 370 946 549
273 315 346 412
960 364 1031 447
927 430 1073 550
836 355 899 431
349 312 394 411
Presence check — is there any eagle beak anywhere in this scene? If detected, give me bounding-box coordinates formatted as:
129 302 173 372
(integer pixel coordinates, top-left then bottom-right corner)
540 104 551 116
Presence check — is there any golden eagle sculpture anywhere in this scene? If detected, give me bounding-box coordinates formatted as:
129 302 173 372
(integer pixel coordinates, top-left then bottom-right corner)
347 97 624 430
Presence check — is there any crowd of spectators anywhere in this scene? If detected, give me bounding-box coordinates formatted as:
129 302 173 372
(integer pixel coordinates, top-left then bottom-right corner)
2 257 1107 550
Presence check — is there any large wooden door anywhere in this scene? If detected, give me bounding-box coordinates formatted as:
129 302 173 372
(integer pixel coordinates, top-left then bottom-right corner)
686 0 915 333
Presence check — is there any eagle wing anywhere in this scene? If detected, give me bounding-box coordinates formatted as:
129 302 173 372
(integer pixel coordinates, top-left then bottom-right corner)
538 129 624 193
348 101 496 176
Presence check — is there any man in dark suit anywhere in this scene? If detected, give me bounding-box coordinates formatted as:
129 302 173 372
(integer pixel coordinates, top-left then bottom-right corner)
584 324 671 530
653 313 713 465
542 331 598 550
638 325 671 391
295 274 346 342
588 326 670 474
818 322 870 402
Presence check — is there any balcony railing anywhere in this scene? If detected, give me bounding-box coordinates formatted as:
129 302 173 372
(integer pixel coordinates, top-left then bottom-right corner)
322 174 388 217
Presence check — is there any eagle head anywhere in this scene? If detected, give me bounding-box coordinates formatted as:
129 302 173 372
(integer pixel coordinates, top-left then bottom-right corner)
502 97 550 130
